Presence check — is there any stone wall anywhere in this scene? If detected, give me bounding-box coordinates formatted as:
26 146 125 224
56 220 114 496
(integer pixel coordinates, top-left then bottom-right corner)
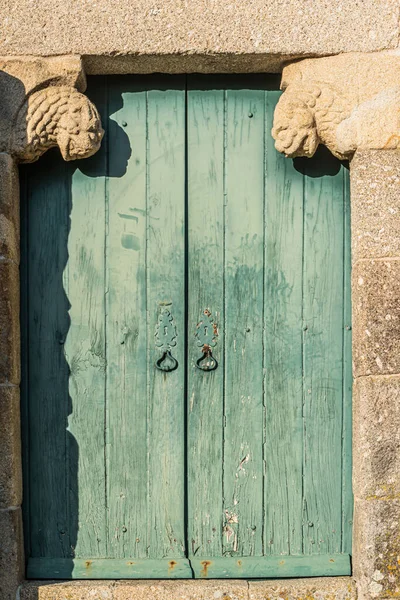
1 2 400 599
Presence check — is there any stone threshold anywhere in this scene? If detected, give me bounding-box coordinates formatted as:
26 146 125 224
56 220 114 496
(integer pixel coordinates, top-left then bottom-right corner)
20 577 356 600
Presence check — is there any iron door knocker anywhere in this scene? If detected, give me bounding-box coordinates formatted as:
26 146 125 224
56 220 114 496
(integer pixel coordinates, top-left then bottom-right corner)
195 309 218 372
196 344 218 371
156 350 178 372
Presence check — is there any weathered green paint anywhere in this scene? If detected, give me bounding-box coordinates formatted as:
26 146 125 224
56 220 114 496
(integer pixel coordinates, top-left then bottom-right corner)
190 554 351 578
27 558 193 579
105 77 149 560
187 82 225 559
264 90 304 556
21 75 352 580
27 553 350 580
342 172 353 554
222 88 266 558
65 80 108 559
21 154 76 560
302 154 345 555
145 80 186 559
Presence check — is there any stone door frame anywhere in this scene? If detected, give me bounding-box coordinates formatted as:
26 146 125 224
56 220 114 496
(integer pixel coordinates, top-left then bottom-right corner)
1 52 399 600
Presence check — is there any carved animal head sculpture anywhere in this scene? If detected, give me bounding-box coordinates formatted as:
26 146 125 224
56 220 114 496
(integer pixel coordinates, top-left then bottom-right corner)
12 86 104 163
272 82 351 160
272 84 320 158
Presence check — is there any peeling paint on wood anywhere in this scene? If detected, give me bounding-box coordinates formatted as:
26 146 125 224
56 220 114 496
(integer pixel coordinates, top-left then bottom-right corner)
186 80 351 575
21 75 352 580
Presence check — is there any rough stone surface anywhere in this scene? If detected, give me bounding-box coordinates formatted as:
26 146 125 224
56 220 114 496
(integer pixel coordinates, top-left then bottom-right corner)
0 153 19 263
0 56 86 153
114 580 248 600
353 499 400 599
272 53 400 160
249 577 356 600
351 150 400 261
0 259 19 384
20 580 114 600
280 53 400 112
0 55 86 93
0 56 104 162
84 54 293 75
20 580 357 600
12 86 104 163
352 259 400 377
353 375 400 500
0 384 21 508
0 1 398 65
0 507 24 600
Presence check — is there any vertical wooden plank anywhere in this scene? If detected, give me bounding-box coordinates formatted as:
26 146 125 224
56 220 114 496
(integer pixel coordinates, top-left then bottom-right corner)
105 79 149 559
223 88 265 557
23 152 72 558
187 80 225 558
146 78 186 558
342 168 353 554
63 77 108 558
263 91 304 557
302 152 345 555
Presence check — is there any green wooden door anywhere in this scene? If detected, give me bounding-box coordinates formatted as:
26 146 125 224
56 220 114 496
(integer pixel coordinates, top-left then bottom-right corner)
21 75 352 580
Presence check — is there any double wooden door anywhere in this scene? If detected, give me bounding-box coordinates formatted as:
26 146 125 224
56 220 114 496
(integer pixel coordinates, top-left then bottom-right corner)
21 75 352 579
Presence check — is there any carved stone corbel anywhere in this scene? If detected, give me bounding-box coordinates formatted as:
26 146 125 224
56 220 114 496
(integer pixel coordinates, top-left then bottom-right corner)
272 52 400 160
12 85 103 162
0 56 104 163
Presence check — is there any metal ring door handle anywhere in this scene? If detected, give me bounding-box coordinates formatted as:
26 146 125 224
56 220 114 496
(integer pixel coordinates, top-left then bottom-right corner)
195 309 219 372
155 350 179 372
196 345 218 372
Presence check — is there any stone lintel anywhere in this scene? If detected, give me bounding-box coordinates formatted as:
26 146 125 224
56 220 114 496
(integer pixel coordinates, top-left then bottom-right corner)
1 0 399 58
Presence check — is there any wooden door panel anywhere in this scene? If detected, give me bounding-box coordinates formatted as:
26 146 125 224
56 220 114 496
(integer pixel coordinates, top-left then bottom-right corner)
21 75 352 580
186 78 352 578
105 77 187 562
21 76 191 579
